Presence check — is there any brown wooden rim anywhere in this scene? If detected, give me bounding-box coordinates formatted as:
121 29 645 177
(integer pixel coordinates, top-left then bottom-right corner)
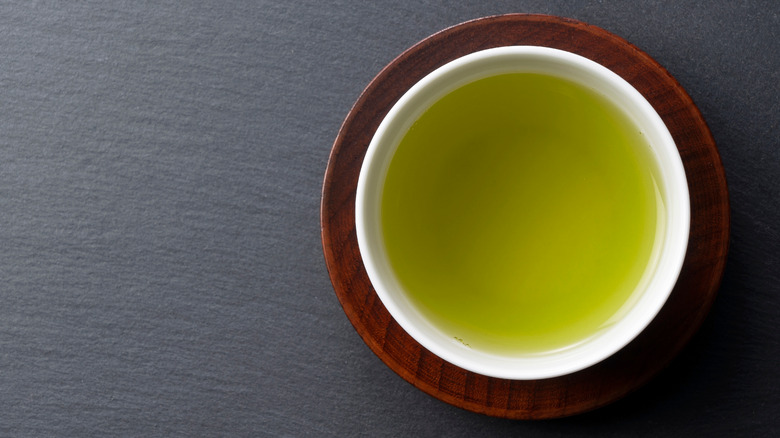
321 14 729 419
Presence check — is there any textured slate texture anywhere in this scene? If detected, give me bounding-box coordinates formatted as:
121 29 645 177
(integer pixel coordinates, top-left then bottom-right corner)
0 1 777 436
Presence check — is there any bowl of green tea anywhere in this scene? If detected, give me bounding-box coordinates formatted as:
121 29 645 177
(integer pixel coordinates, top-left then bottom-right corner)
355 46 689 380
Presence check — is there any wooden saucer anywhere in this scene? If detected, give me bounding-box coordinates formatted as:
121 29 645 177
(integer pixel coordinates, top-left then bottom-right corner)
321 14 729 419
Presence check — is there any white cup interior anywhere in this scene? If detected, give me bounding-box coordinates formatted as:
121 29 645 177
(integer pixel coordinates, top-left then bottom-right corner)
356 46 689 380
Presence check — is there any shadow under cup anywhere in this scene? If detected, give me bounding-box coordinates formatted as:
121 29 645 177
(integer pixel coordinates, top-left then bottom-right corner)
356 46 690 380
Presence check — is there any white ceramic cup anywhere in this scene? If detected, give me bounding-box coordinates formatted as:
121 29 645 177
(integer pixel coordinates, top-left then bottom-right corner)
355 46 689 380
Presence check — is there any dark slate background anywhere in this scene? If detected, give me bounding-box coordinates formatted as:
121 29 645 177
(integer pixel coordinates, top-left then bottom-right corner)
0 1 777 436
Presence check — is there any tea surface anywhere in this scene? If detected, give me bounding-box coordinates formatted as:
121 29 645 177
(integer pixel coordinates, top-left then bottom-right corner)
381 73 661 354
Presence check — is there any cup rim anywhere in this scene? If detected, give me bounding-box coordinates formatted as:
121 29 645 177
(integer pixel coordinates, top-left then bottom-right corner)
355 46 690 380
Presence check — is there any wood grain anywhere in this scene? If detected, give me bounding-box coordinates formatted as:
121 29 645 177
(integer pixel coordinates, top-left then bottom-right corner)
320 14 729 419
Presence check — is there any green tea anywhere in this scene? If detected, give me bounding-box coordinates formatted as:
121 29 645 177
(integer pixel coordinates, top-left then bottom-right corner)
381 73 662 355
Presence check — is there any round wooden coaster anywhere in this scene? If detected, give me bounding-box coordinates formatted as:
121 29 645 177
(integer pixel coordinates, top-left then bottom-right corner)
321 14 729 419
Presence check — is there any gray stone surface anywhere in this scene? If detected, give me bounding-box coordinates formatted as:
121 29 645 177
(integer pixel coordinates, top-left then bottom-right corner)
0 1 777 436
